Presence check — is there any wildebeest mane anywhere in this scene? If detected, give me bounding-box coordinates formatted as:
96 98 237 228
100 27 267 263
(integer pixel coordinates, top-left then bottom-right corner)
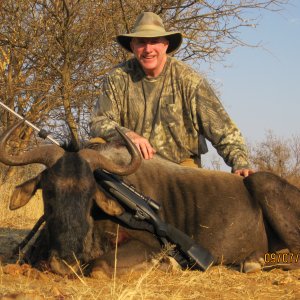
60 139 80 152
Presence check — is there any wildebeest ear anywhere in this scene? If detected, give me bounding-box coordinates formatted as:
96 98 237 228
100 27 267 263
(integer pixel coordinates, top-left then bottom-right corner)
94 187 124 216
9 174 41 210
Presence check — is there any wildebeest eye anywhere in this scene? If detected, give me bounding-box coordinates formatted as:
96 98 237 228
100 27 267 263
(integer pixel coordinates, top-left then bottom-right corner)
42 188 55 215
44 202 53 216
43 188 55 200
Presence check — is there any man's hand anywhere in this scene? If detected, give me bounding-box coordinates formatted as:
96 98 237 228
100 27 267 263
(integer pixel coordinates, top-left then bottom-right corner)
234 169 255 177
125 131 156 160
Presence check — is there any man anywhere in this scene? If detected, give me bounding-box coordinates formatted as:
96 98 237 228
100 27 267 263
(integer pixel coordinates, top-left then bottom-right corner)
90 12 254 177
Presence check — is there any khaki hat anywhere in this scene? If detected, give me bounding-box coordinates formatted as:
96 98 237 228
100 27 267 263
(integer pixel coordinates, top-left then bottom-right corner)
116 12 182 54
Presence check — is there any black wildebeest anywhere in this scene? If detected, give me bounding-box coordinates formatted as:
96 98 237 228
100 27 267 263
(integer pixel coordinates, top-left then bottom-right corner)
0 121 299 276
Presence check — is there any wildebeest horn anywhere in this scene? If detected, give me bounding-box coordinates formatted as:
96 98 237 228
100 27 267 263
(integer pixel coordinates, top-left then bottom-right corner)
79 127 142 175
0 121 64 168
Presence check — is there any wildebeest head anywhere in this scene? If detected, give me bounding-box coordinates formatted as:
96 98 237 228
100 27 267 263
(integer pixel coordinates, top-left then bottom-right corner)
0 121 141 275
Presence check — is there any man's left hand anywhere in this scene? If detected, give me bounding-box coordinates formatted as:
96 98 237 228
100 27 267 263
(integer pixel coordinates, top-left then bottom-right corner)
234 169 255 177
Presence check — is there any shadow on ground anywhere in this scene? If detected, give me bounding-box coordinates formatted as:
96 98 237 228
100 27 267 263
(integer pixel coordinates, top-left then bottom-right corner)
0 227 30 264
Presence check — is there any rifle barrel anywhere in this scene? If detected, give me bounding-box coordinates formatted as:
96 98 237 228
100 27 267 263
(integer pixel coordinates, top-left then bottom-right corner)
0 101 60 145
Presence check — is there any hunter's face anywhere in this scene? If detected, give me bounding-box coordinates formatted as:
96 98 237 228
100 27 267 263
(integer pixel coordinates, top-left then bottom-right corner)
130 37 169 78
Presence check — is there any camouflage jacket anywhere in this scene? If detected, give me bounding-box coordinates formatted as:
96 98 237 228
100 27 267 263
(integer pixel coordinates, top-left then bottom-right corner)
90 57 251 171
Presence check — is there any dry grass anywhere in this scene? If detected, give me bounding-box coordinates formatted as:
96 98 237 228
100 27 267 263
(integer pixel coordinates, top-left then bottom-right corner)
0 262 299 299
0 168 299 299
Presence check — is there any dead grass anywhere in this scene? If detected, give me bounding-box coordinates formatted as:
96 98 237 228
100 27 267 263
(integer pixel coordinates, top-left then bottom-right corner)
0 169 299 299
0 262 299 299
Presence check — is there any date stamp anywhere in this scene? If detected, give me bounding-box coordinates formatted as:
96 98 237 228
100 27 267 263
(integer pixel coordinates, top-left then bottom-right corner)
264 252 299 264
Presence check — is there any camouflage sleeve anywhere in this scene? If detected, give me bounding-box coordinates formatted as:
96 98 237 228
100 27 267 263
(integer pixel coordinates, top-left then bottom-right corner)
195 78 251 172
90 76 130 141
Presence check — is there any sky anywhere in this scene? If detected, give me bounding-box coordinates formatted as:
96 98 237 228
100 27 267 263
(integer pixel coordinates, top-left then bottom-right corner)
201 0 300 169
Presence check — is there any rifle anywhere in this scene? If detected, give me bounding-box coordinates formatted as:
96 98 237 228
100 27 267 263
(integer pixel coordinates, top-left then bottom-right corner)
0 101 59 146
0 100 214 270
94 169 214 271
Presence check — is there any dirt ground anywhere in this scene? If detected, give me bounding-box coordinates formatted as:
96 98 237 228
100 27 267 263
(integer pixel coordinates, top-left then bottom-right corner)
0 220 299 300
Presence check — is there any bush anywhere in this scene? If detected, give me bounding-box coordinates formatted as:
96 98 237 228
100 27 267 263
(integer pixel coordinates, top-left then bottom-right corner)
249 131 300 187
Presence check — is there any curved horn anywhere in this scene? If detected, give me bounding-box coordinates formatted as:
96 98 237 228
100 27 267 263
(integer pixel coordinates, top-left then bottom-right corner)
79 127 142 176
0 121 65 168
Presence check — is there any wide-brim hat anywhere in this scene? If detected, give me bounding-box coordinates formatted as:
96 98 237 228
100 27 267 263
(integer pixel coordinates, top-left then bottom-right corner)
116 12 182 54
